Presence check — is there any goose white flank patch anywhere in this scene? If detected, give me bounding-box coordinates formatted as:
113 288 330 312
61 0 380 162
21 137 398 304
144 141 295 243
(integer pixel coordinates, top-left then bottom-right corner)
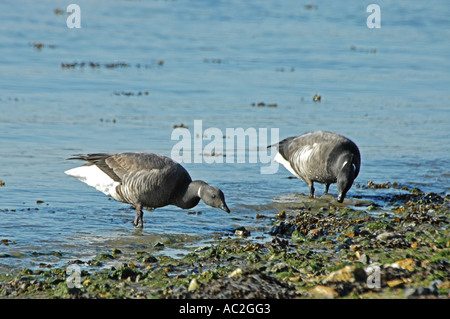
65 152 230 228
269 131 361 203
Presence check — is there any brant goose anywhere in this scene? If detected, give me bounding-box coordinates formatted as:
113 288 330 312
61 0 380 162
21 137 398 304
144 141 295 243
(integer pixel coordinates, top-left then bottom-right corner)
65 152 230 227
270 131 360 202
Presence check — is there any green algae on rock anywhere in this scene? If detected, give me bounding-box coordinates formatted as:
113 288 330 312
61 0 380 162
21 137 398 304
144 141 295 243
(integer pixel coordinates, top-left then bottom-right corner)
0 191 448 299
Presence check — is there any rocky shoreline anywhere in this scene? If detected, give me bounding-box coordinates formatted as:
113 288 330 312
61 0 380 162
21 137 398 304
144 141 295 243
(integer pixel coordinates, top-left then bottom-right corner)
0 188 448 299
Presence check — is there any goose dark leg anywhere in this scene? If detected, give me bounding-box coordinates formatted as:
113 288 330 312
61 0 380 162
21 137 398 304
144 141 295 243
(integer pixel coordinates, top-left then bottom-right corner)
325 183 330 194
308 182 315 198
133 204 144 228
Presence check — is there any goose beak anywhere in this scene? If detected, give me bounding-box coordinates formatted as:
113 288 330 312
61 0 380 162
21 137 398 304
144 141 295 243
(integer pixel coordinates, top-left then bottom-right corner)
337 194 344 203
221 203 230 213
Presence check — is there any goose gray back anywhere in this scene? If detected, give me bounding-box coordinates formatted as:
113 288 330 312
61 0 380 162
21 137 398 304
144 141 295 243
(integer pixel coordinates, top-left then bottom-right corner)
65 152 230 228
271 131 360 203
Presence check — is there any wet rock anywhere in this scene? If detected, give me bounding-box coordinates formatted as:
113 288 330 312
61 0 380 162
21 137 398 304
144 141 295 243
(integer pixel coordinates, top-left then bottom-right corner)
355 252 370 264
270 262 291 273
324 265 367 284
269 221 295 236
95 253 114 261
291 230 307 243
268 236 290 250
112 248 122 256
376 232 402 241
68 259 85 265
387 279 406 288
154 242 165 248
309 285 338 299
234 226 250 238
188 278 199 292
54 282 82 299
137 252 157 263
109 265 142 281
166 269 299 299
228 268 243 278
390 258 416 272
404 284 439 298
306 228 323 239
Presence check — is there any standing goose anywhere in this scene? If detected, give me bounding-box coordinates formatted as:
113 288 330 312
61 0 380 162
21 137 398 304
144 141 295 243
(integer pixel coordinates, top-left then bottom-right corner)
65 152 230 228
270 131 361 203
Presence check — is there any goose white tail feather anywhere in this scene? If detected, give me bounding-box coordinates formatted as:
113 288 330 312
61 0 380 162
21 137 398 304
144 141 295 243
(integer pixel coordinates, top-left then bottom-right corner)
65 165 120 200
273 152 301 179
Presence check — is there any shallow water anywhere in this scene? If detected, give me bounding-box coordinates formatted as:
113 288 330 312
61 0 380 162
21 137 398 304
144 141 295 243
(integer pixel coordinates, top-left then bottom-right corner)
0 1 449 271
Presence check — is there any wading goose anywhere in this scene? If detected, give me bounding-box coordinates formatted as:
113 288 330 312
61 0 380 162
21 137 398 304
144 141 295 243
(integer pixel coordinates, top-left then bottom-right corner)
270 131 361 203
65 152 230 228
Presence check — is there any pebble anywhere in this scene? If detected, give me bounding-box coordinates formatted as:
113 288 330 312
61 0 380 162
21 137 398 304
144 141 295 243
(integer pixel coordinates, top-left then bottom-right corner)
234 226 250 238
324 265 367 284
188 278 200 292
376 232 402 241
390 258 416 272
228 268 243 278
270 262 290 273
355 252 370 264
309 285 338 299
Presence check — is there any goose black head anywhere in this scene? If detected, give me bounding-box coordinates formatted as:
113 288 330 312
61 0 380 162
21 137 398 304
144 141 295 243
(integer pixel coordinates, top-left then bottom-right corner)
200 185 230 213
337 160 358 203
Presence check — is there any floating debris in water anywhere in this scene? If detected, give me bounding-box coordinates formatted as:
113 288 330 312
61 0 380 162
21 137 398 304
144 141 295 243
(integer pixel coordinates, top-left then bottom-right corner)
61 61 163 69
187 211 202 215
1 239 16 246
173 123 188 129
203 151 225 158
99 118 116 123
305 4 318 10
203 58 222 64
366 180 391 189
350 45 377 54
251 102 278 107
313 93 321 102
275 67 295 72
0 180 5 187
32 42 43 50
29 42 56 51
113 91 149 97
104 62 129 68
360 180 413 191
